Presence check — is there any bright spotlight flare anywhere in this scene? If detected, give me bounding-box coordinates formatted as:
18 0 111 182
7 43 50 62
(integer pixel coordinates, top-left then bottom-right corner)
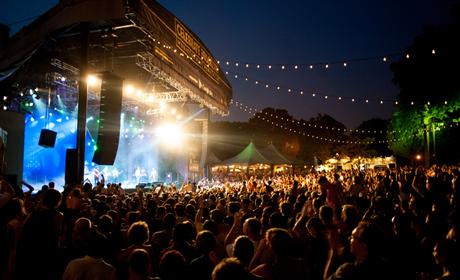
87 74 99 86
155 123 183 148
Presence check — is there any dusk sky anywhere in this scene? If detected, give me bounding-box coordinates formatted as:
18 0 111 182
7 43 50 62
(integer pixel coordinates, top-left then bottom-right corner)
1 0 458 127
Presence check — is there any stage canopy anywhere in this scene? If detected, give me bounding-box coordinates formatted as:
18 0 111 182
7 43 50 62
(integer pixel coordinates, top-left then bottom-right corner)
0 0 233 187
0 0 232 115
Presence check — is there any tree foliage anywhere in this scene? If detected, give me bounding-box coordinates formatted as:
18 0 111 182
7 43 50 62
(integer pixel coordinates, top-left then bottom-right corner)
389 10 460 160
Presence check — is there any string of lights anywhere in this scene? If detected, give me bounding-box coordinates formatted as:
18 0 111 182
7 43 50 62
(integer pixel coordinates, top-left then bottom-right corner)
231 99 459 144
231 99 399 135
218 52 403 71
230 101 407 145
223 69 454 107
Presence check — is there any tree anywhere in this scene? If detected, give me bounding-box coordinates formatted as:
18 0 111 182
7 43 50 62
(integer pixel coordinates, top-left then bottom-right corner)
346 118 392 157
389 9 460 162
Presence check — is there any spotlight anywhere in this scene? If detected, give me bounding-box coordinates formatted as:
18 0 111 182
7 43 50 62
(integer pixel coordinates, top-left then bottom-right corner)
155 123 183 148
60 76 66 82
125 85 134 95
87 75 98 86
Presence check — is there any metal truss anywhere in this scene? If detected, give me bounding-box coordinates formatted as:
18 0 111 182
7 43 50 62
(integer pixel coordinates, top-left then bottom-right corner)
135 52 227 115
136 53 187 102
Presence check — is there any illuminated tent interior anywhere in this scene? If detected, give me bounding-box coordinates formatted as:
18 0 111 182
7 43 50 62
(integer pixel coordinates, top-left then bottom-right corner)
212 142 294 176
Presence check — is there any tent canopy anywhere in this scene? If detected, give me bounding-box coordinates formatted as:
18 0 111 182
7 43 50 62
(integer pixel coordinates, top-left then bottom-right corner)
206 151 221 166
260 143 291 165
221 142 271 166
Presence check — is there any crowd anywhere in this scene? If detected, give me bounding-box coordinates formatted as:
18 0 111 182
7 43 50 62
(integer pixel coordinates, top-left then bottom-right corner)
0 164 458 280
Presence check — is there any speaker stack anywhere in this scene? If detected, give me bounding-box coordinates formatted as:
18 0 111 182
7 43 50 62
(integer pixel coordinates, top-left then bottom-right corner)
38 129 57 148
92 72 123 165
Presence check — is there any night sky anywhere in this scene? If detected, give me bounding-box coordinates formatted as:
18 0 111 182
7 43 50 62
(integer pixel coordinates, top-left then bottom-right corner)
1 0 458 127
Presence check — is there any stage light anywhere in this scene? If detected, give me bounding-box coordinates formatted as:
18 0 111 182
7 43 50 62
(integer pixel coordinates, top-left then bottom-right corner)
155 123 183 148
147 95 156 103
159 101 167 111
30 117 35 122
29 89 34 95
2 96 7 101
87 75 98 86
2 106 7 110
125 85 134 95
136 90 143 97
60 76 66 82
171 108 177 115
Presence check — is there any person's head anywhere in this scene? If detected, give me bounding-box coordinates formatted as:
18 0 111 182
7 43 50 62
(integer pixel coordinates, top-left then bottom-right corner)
232 235 254 268
318 176 329 186
280 201 293 217
42 188 62 209
306 217 325 238
172 222 190 243
341 204 359 228
210 209 224 224
196 230 216 254
242 217 261 240
163 213 176 230
97 214 113 234
319 205 333 225
174 203 185 217
212 258 248 280
129 249 151 278
88 230 108 258
350 221 385 262
159 250 187 280
265 228 292 259
203 219 219 236
128 221 150 245
269 212 288 229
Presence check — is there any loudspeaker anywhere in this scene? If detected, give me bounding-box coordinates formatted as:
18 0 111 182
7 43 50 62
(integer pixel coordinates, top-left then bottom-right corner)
92 72 123 165
65 148 78 184
38 129 57 148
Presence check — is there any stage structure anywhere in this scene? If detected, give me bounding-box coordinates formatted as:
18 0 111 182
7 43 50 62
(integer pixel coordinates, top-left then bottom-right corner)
0 0 232 187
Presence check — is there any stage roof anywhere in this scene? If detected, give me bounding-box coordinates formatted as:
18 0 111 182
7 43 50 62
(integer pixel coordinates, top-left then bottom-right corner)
0 0 232 115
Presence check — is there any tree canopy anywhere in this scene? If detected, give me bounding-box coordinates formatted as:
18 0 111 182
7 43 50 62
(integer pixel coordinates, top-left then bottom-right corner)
389 10 460 161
